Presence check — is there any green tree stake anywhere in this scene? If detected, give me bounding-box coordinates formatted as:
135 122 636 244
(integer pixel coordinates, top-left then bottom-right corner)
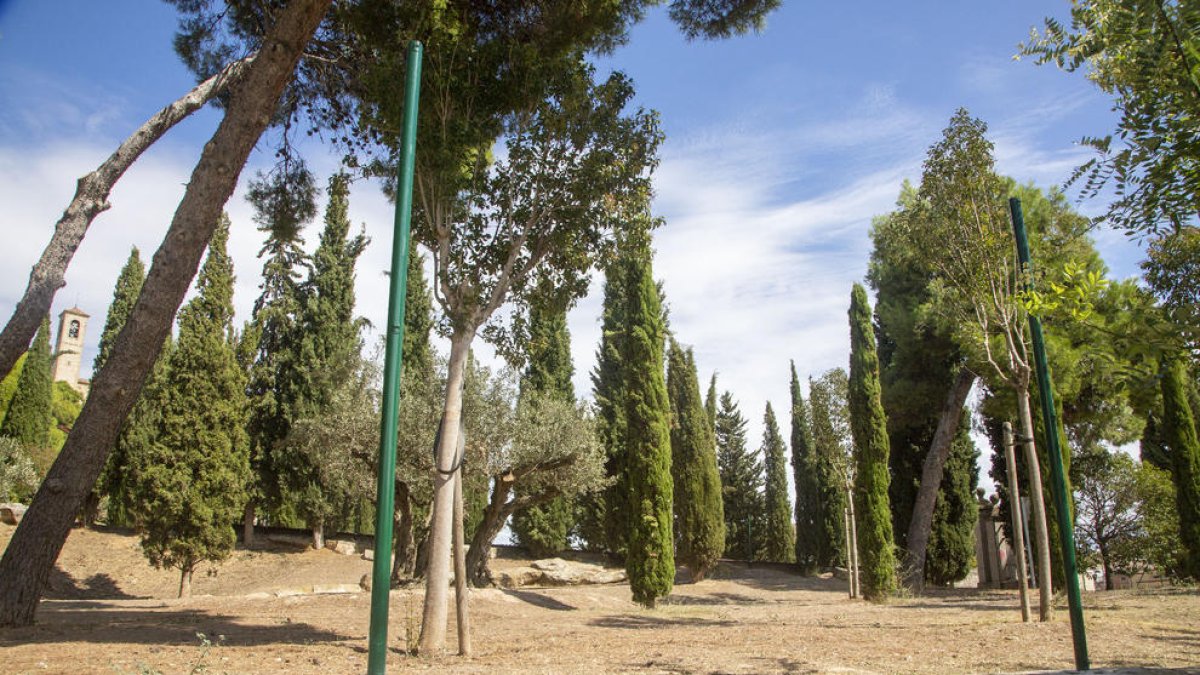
1009 197 1089 671
367 40 421 675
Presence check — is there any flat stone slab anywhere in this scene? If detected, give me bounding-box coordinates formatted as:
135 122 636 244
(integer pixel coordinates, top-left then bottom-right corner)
0 503 26 525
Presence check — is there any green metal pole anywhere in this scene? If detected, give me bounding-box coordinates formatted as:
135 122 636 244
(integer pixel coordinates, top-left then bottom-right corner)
367 40 422 675
1008 197 1090 671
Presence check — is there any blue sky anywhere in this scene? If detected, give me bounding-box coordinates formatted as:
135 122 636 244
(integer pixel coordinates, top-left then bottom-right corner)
0 2 1144 491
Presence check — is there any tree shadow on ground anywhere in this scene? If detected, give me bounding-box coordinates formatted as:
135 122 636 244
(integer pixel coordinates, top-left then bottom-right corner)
499 589 576 611
43 567 145 600
0 600 353 648
665 592 761 606
590 614 737 629
1146 625 1200 649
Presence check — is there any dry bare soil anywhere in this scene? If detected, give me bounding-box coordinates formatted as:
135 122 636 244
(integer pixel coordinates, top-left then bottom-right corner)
2 523 1199 674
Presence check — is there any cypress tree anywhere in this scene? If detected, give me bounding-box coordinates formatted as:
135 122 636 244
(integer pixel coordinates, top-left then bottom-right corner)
848 283 898 599
244 168 312 529
130 216 249 597
790 361 820 573
105 337 172 528
583 261 629 555
809 370 848 569
716 391 763 560
92 247 149 525
761 402 795 563
283 173 367 543
0 353 27 428
93 248 146 374
1161 354 1200 579
924 413 978 586
512 295 578 557
622 245 673 607
705 373 718 430
1 316 52 450
667 340 725 581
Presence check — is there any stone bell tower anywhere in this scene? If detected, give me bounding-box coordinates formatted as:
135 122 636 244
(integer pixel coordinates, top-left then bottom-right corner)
51 307 90 398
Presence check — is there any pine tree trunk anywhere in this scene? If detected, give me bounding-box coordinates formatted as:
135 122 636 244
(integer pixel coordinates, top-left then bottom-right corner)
419 331 473 654
1016 388 1053 621
0 0 332 627
0 55 253 383
243 502 256 548
902 367 975 592
178 565 194 599
312 521 325 551
1002 421 1032 622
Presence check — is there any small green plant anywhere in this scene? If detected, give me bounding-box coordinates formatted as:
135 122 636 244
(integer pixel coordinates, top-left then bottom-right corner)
188 631 225 674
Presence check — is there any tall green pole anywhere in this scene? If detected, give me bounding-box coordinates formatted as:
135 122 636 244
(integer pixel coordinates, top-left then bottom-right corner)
1008 197 1090 671
367 40 422 675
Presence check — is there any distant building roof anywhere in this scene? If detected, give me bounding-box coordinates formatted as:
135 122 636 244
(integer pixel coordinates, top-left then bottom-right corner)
60 307 90 318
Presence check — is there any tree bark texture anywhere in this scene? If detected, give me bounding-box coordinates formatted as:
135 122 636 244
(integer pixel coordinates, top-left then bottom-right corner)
178 566 194 599
1016 388 1054 622
419 332 472 653
847 487 860 599
0 0 332 627
1003 421 1032 623
243 502 256 548
0 54 254 383
902 367 976 592
452 467 471 656
467 476 512 587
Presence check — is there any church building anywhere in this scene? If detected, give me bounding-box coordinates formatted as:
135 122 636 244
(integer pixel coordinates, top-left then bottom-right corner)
50 307 90 398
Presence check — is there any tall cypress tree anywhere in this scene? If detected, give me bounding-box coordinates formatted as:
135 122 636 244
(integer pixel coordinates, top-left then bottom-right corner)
667 340 725 581
790 361 820 573
130 216 249 597
105 337 172 528
583 260 629 555
512 294 578 557
705 373 718 430
92 248 148 525
243 166 315 531
761 402 795 563
924 412 978 586
94 248 145 375
622 245 673 608
1 317 52 450
282 173 368 544
716 391 763 560
809 370 848 569
1161 354 1200 579
848 283 898 600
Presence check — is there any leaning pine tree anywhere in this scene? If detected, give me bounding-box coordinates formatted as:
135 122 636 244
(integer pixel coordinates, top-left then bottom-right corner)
761 402 796 563
128 216 250 598
790 361 820 573
666 339 725 582
622 243 674 608
847 283 898 600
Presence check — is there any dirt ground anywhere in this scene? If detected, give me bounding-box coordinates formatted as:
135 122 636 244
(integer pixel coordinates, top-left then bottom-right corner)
2 523 1199 674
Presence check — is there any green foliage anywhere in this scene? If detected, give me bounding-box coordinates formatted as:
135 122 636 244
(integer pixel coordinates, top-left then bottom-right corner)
869 183 980 583
790 362 820 573
667 340 725 580
0 437 37 502
104 338 173 528
924 416 979 586
0 352 27 428
848 284 898 599
668 0 781 40
1160 354 1200 579
512 294 577 557
1021 0 1200 236
94 248 146 375
1074 448 1144 585
583 258 630 554
760 402 795 563
705 372 718 430
1143 227 1200 350
1 317 52 451
716 391 762 561
622 246 674 607
1134 461 1185 578
130 216 249 586
809 369 849 569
